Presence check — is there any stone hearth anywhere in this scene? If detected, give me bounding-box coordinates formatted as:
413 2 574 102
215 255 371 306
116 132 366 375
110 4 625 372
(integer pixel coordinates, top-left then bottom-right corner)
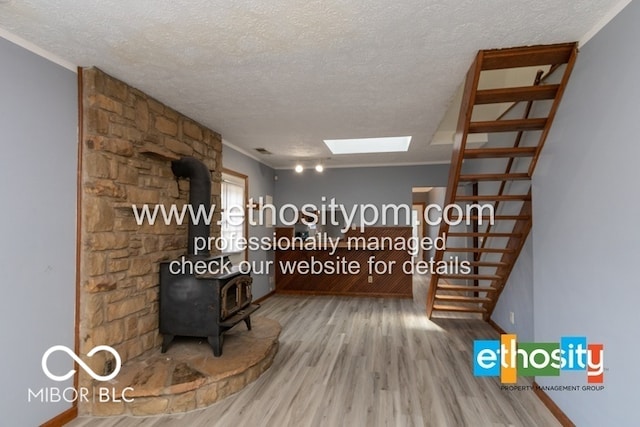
89 317 281 416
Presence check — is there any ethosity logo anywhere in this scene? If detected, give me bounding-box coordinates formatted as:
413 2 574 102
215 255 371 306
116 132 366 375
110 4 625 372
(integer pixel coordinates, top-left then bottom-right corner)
473 334 604 384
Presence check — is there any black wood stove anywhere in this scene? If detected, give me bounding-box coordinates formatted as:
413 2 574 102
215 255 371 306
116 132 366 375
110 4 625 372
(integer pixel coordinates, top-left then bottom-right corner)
159 157 259 357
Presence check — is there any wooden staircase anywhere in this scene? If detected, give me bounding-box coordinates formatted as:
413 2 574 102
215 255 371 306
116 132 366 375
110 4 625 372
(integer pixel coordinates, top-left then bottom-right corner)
426 43 578 320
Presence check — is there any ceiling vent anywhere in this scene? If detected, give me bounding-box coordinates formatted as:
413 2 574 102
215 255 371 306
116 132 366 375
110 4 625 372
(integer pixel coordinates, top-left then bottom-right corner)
254 148 272 155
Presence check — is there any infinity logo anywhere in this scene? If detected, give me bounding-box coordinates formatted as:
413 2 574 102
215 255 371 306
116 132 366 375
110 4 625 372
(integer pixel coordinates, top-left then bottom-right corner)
41 345 122 382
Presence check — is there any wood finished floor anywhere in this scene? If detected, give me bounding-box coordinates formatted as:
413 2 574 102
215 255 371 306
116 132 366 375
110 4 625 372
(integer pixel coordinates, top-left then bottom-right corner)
68 275 560 427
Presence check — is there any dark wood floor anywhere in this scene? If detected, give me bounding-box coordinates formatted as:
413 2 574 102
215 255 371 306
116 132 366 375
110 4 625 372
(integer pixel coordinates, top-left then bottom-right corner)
68 275 559 426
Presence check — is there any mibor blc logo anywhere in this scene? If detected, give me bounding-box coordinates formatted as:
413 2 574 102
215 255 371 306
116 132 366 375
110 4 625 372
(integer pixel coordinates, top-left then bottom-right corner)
28 345 133 403
42 345 122 381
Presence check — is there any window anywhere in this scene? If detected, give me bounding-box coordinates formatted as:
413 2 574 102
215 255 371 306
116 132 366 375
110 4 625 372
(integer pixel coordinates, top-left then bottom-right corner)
221 170 248 261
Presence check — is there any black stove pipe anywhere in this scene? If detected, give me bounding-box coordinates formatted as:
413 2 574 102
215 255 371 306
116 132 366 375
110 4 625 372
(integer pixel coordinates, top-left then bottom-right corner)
171 156 211 257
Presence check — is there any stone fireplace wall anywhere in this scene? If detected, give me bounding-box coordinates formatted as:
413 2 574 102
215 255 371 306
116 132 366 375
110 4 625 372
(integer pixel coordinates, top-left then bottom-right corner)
79 68 222 395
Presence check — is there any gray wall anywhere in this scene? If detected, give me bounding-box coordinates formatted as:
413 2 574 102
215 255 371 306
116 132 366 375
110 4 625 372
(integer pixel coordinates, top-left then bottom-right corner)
222 145 276 299
426 187 446 259
491 236 534 342
0 38 77 424
274 164 450 226
532 2 640 425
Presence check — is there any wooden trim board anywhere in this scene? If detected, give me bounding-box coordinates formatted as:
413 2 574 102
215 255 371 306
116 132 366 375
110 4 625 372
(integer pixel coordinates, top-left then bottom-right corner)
253 290 276 304
486 319 575 427
487 318 507 335
40 406 77 427
532 381 576 427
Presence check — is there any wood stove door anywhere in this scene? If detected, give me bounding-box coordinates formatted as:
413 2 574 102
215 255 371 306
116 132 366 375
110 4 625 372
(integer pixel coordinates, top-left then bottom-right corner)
220 275 253 319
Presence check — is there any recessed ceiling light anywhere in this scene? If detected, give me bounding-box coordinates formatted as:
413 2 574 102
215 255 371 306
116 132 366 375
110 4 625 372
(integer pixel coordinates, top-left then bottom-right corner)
315 164 324 172
294 164 304 173
323 136 412 154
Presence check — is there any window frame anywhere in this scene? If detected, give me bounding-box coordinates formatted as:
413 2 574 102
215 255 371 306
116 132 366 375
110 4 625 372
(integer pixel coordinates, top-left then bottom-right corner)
221 168 249 262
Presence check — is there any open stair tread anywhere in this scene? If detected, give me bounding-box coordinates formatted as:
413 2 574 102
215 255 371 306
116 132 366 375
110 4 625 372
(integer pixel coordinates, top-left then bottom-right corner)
480 43 575 70
468 261 509 267
447 232 522 238
452 215 531 221
468 118 547 133
432 304 486 313
455 194 532 201
463 146 537 159
435 295 492 304
474 84 560 104
437 284 497 292
444 247 515 253
459 173 530 182
439 274 502 280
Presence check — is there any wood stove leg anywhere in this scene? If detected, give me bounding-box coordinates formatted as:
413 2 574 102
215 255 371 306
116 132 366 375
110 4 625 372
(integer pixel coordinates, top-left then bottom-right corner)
244 316 252 331
161 334 174 353
207 335 223 357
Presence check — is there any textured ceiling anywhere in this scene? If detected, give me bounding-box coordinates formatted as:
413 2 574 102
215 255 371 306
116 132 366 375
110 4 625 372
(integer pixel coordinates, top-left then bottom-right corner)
0 0 622 168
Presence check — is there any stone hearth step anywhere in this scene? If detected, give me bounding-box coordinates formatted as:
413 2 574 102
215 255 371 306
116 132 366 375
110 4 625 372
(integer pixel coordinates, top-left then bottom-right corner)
89 316 281 416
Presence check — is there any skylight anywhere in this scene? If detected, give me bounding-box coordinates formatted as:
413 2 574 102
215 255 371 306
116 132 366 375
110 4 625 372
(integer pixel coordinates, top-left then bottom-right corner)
323 136 412 154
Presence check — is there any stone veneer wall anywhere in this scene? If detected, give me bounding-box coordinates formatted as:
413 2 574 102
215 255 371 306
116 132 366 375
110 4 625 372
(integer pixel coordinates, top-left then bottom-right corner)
79 68 222 404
